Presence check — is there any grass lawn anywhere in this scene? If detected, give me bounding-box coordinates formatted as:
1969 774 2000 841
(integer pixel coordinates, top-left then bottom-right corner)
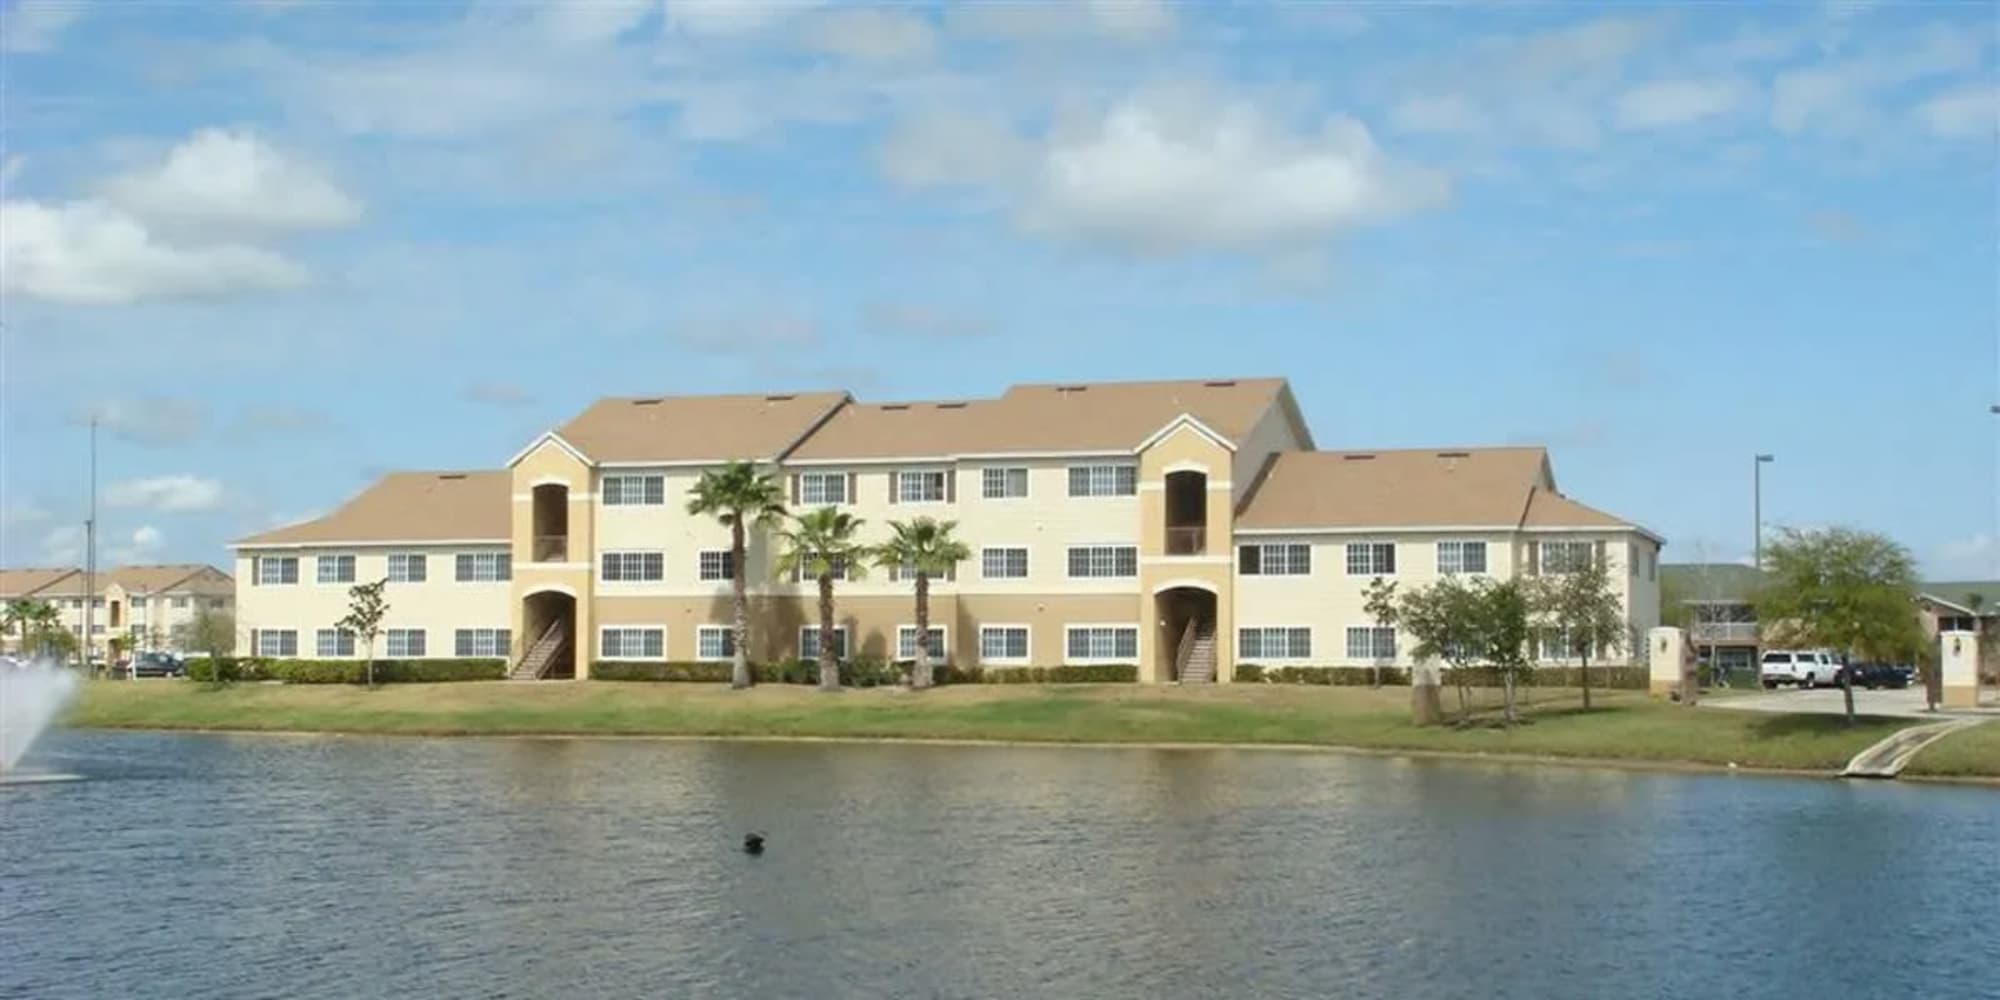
66 680 1962 775
1900 720 2000 778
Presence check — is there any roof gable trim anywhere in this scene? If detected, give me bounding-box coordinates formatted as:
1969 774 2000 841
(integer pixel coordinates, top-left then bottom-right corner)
1135 413 1237 455
506 432 593 470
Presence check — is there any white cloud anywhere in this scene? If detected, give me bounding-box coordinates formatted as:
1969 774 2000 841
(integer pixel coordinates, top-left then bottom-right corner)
0 502 52 528
1916 85 1999 138
539 0 654 46
863 302 991 339
1390 94 1486 136
225 404 332 442
1931 534 2000 579
669 314 819 355
73 397 210 447
39 524 83 565
949 0 1173 44
101 129 362 233
1771 23 1983 136
877 113 1031 187
105 476 227 513
1615 79 1751 129
665 0 821 36
0 198 307 305
802 8 936 62
0 0 83 53
108 525 165 565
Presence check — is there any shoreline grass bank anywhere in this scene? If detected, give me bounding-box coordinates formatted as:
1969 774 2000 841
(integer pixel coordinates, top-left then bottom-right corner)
66 681 1994 777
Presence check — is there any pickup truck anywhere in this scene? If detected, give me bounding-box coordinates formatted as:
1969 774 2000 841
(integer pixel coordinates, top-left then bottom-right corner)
1760 650 1840 689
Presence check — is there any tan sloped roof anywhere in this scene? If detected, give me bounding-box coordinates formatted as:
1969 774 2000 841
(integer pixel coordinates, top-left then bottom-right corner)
0 567 80 598
551 391 850 464
1237 447 1558 530
106 564 234 595
1519 488 1634 530
234 471 511 546
788 377 1301 460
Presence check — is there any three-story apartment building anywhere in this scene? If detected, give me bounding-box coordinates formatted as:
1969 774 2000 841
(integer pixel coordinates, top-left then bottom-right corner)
1 564 234 659
233 378 1662 681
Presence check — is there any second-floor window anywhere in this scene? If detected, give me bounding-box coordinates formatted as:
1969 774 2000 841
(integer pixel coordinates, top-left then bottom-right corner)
792 555 851 582
698 550 735 581
1068 464 1137 497
1345 543 1396 576
982 467 1028 499
601 551 665 582
799 471 848 505
1540 540 1596 574
1437 541 1487 575
317 555 357 585
170 596 190 609
982 547 1029 579
896 470 949 503
1239 543 1310 576
256 556 299 585
131 597 147 610
1067 546 1138 578
455 553 512 582
602 474 665 506
387 553 427 583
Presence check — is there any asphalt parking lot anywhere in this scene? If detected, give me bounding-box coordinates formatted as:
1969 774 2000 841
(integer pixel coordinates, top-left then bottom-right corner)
1706 685 1998 718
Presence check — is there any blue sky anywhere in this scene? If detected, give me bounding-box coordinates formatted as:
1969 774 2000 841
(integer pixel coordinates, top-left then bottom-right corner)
0 0 1995 578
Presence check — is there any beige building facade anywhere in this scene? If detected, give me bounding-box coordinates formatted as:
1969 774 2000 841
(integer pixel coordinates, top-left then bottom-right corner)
233 378 1663 681
1 565 234 660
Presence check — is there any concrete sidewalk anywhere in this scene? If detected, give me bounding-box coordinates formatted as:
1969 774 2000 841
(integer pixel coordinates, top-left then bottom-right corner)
1705 686 2000 719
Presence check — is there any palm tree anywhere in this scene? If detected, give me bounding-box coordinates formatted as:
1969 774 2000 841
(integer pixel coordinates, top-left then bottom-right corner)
686 461 788 689
1 599 30 652
774 507 869 692
874 517 971 689
5 600 65 660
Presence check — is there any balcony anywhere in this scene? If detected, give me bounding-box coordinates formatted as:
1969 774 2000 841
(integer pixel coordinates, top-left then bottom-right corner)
534 535 569 563
1691 622 1760 643
1165 526 1206 556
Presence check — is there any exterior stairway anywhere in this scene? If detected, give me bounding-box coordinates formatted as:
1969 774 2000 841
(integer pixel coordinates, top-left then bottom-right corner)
510 619 568 681
1178 621 1217 684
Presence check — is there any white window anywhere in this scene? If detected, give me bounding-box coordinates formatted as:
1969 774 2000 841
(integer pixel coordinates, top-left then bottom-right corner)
601 551 665 582
698 550 735 581
1645 548 1657 581
1239 543 1310 576
1345 542 1396 576
792 556 851 582
697 626 736 661
1067 545 1138 578
799 626 850 661
317 555 356 585
981 467 1028 499
316 628 356 657
602 474 665 506
386 629 426 657
454 628 512 657
1239 627 1312 660
1067 464 1137 497
980 626 1030 663
981 547 1029 579
897 469 948 503
1066 626 1138 662
256 630 298 657
1346 626 1397 660
455 553 512 582
1437 541 1488 575
170 596 190 609
600 627 665 659
1540 628 1591 661
131 596 147 610
799 471 848 506
255 556 299 585
387 553 428 583
897 626 948 662
1541 540 1596 575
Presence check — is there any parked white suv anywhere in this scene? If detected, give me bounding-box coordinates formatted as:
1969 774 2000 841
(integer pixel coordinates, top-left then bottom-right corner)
1760 650 1839 689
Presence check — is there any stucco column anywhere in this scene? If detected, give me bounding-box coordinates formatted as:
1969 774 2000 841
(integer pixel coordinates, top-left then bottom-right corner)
1939 629 1978 708
1647 627 1686 699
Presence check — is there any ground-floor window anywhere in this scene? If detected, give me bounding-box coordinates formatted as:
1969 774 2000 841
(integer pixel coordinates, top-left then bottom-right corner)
896 626 948 662
455 628 511 658
1239 626 1311 660
1345 626 1396 661
697 625 736 661
255 630 298 657
799 626 849 661
1065 626 1138 663
600 627 665 659
1539 628 1591 661
980 626 1029 663
386 629 426 657
316 628 356 657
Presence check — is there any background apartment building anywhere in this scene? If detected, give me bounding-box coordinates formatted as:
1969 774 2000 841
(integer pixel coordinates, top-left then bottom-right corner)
234 378 1661 682
0 564 234 660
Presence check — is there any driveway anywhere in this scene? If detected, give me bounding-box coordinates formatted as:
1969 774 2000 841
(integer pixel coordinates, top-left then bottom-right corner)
1706 686 1999 719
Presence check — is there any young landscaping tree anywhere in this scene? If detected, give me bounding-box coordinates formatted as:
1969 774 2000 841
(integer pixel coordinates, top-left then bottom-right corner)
336 579 389 688
184 606 236 684
1362 577 1398 690
1391 577 1486 723
687 460 788 690
775 507 870 692
873 517 971 690
1473 577 1535 725
1531 550 1626 711
1753 527 1924 725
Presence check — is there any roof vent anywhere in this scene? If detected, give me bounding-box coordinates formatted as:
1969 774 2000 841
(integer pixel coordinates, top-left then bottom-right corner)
1203 380 1237 388
765 394 795 402
1055 384 1088 393
936 402 967 409
1342 454 1376 461
881 404 911 411
438 473 468 480
1436 451 1471 458
633 398 663 406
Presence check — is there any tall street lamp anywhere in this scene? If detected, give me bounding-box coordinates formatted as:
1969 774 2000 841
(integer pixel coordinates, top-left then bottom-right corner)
1754 454 1774 569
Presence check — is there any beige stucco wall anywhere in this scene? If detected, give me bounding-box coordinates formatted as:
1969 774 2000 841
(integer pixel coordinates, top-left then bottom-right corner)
235 546 511 657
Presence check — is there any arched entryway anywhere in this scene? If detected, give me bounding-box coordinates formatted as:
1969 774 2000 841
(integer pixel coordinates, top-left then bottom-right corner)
1156 585 1218 683
520 590 576 679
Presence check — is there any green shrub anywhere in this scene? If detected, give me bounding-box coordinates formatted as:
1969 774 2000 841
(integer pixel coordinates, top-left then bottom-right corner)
590 659 974 686
1232 663 1645 690
187 657 502 684
976 664 1137 684
1233 664 1411 686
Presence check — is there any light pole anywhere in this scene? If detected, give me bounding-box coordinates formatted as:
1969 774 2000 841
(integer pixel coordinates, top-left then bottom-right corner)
1753 454 1774 569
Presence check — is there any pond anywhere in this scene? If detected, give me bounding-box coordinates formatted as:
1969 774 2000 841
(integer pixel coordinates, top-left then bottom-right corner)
3 732 1994 999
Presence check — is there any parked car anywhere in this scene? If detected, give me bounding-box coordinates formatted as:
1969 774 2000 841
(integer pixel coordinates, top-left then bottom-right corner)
1841 662 1916 690
130 652 185 679
1760 649 1841 689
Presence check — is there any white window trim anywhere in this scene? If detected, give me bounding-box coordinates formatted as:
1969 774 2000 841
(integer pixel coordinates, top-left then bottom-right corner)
1066 544 1140 579
385 628 427 658
315 627 358 659
256 555 300 586
1063 624 1141 665
1344 541 1397 577
895 624 950 663
979 466 1030 501
454 552 512 583
980 545 1031 580
453 628 513 658
600 472 667 507
1237 625 1313 663
256 629 299 657
599 550 668 584
598 625 668 661
1436 540 1489 576
895 468 952 505
977 624 1032 665
1066 463 1140 499
386 552 429 584
315 554 358 586
697 549 735 582
799 470 850 506
1344 625 1398 663
798 625 851 660
695 624 736 662
1240 542 1312 577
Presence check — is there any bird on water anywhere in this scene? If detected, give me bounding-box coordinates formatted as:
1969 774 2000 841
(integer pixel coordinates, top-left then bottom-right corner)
743 833 765 855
